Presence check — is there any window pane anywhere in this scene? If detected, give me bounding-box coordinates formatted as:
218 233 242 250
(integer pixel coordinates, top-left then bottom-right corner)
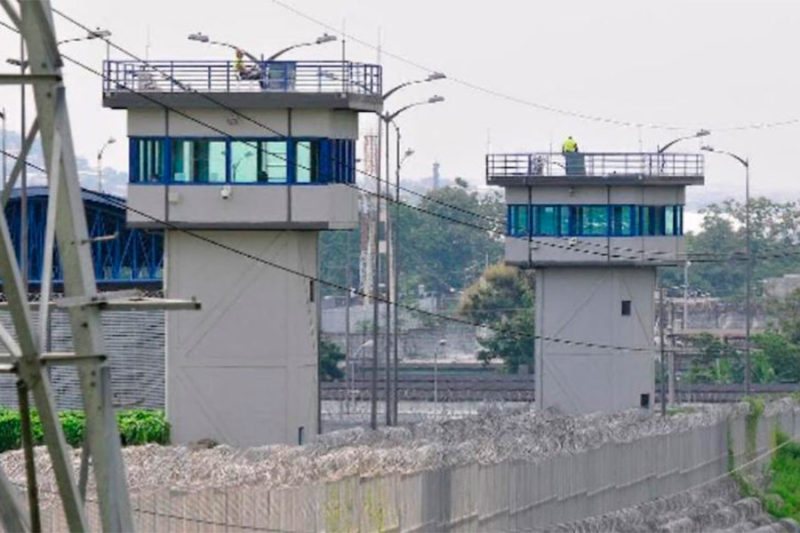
231 141 258 183
136 139 165 183
578 206 608 236
260 141 288 183
611 206 634 236
665 206 675 235
640 206 655 236
561 206 573 236
676 206 683 235
508 205 529 237
654 206 666 235
295 140 319 183
171 140 226 183
538 206 559 236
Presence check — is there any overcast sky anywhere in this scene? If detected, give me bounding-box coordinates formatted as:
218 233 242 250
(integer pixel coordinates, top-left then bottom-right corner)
0 0 798 209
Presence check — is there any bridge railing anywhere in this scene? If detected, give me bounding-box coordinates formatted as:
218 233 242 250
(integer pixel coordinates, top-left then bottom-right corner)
486 152 704 183
103 60 382 96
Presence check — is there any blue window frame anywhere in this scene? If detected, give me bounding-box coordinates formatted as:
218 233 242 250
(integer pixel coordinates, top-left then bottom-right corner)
507 205 530 237
534 206 560 236
130 138 166 183
575 205 608 236
611 205 636 236
171 139 227 183
514 204 684 238
129 136 356 185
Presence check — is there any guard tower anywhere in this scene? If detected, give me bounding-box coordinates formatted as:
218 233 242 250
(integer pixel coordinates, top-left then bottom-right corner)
486 151 704 414
103 58 382 445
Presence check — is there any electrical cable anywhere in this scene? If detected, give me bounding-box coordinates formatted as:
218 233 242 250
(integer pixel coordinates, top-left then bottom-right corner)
268 0 800 133
1 148 656 354
38 13 753 265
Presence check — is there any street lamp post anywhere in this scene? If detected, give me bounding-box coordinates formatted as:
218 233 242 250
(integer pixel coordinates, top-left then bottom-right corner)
391 143 413 423
187 32 337 62
701 145 752 395
380 95 445 426
657 129 711 154
367 73 445 429
97 137 116 193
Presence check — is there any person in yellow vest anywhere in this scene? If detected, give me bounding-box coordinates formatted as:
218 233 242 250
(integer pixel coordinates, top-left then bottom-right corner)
561 136 584 175
234 49 263 85
562 135 579 153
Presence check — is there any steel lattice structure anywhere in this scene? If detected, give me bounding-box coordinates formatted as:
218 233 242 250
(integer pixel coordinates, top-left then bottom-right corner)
4 187 163 288
0 1 198 530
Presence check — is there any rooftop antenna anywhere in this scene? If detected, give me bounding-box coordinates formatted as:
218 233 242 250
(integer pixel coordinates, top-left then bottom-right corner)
145 25 151 60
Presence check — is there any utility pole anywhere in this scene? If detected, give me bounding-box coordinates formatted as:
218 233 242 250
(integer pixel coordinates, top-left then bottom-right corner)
345 229 351 405
384 118 392 426
668 300 676 405
370 117 381 430
659 287 667 416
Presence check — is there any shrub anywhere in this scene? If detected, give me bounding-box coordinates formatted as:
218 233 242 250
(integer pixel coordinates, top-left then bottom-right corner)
0 408 169 452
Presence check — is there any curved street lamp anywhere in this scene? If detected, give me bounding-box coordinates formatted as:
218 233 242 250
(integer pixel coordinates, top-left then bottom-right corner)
383 72 446 101
701 144 752 396
381 95 444 425
187 32 337 62
657 129 711 154
97 137 116 193
58 27 111 46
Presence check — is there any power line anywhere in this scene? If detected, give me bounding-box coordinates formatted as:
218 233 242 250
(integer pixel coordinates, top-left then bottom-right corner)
0 148 653 354
7 14 766 266
1 23 793 270
268 0 800 133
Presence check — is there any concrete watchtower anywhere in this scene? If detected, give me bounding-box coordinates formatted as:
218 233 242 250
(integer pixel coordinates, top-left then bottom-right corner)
486 150 704 414
103 58 382 445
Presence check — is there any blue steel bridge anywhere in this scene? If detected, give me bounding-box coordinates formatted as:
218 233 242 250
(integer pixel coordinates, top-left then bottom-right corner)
6 187 162 289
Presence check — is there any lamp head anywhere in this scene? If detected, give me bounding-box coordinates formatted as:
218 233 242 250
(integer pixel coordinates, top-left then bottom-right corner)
404 148 415 158
428 95 445 104
700 145 714 152
108 137 117 145
426 71 446 81
315 33 337 45
695 129 711 138
6 58 24 67
88 28 111 39
188 32 210 43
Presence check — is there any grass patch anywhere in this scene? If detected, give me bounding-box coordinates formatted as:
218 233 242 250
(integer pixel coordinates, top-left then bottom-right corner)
764 431 800 520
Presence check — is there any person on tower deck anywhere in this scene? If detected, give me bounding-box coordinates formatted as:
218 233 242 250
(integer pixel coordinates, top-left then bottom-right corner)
233 49 263 84
561 135 585 176
561 135 579 153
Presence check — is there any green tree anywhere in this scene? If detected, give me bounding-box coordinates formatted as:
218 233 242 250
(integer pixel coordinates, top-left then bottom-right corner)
686 333 775 384
319 339 345 381
397 181 504 297
662 198 800 300
458 264 534 373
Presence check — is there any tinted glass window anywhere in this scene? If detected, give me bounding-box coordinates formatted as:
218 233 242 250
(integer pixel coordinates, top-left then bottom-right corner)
537 206 559 236
135 139 165 183
578 206 608 236
295 140 320 183
508 205 530 237
171 139 226 183
259 141 288 183
611 206 635 236
231 141 257 183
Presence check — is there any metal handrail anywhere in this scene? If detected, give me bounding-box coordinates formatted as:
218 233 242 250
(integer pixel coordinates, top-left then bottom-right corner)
103 60 382 96
486 152 704 180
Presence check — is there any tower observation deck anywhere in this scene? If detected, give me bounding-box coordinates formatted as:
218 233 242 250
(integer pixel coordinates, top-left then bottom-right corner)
487 149 704 414
104 58 381 445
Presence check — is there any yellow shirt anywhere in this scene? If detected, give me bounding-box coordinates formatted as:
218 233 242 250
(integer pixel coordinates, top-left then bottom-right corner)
562 138 578 153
